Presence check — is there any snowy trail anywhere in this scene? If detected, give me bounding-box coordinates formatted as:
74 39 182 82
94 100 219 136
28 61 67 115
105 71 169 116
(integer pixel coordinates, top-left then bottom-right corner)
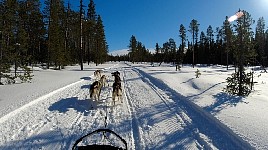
0 63 254 149
123 65 253 149
0 78 94 149
0 67 134 149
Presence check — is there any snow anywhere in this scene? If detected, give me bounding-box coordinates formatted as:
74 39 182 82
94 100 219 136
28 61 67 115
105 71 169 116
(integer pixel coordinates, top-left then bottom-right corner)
109 48 155 56
109 49 129 56
0 62 267 149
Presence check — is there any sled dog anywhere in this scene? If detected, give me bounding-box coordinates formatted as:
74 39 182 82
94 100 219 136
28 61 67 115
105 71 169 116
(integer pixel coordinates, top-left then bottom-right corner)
100 75 108 87
90 81 102 101
94 70 102 80
111 71 121 83
111 71 120 77
112 82 123 105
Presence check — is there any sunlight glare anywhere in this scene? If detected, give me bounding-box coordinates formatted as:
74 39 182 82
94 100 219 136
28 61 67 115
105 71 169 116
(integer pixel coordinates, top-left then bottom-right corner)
228 11 243 22
257 0 268 13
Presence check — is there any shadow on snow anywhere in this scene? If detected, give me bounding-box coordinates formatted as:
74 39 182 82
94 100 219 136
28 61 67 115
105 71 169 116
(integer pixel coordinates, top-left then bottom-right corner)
133 67 253 150
204 92 246 114
48 97 93 115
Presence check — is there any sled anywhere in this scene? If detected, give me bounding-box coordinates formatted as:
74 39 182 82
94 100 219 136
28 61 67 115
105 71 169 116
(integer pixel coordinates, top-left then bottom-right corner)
72 128 127 150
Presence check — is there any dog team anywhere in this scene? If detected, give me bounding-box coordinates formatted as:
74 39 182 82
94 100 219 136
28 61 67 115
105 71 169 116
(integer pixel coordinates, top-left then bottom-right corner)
89 70 122 106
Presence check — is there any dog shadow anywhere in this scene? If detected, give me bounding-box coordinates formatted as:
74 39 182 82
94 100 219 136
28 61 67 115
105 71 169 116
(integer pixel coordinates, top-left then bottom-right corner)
48 97 97 115
80 77 92 80
81 84 90 89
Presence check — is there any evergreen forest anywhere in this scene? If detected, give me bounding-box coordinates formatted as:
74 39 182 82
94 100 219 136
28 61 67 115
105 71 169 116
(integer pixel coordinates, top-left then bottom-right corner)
1 0 268 96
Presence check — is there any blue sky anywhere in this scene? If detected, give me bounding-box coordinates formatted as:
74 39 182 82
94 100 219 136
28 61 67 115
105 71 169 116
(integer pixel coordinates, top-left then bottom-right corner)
42 0 268 52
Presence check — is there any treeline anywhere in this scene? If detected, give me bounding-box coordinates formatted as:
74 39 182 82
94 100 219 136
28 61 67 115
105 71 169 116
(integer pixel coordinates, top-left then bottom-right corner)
0 0 108 84
114 10 268 70
111 10 266 96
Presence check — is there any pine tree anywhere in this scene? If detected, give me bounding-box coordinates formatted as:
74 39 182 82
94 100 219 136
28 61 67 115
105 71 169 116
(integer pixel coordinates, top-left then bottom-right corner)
65 5 80 65
189 19 199 68
265 29 268 66
20 0 45 65
63 2 72 65
255 17 266 67
215 27 224 65
0 0 18 83
169 38 176 64
44 0 66 70
94 15 107 65
42 0 51 68
137 42 143 62
85 0 97 64
154 43 162 63
226 10 256 96
0 1 8 84
178 24 186 64
222 16 233 70
206 25 214 65
162 41 169 63
199 31 207 64
128 35 137 63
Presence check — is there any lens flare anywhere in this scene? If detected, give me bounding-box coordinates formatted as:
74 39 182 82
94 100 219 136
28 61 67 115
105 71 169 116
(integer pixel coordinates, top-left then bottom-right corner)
228 11 244 22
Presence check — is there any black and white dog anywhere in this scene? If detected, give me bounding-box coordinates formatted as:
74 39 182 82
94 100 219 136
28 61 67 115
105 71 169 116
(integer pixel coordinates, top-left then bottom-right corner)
112 81 122 106
90 81 102 102
100 75 108 87
94 70 102 80
111 71 123 105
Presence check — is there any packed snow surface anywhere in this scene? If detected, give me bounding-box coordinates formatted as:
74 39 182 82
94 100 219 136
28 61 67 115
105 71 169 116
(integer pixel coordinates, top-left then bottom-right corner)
0 62 267 149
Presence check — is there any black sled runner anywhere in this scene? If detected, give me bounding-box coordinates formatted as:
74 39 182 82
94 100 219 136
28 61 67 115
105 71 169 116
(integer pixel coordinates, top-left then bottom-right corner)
72 128 127 150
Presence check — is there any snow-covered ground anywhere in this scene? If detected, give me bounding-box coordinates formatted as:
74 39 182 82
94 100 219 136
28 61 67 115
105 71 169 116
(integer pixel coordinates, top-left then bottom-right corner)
0 62 267 149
